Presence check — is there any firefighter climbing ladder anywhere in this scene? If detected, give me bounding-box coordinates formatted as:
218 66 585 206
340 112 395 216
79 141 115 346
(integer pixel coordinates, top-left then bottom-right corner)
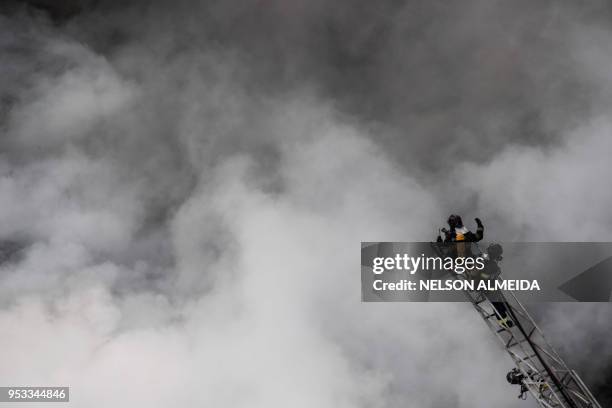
431 243 602 408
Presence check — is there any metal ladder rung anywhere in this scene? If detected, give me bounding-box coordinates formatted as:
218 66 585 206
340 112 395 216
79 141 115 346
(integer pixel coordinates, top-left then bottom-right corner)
496 327 509 333
507 337 528 348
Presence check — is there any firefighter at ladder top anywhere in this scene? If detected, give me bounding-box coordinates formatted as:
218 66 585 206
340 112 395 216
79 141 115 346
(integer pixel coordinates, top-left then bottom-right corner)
437 214 483 259
479 243 514 328
438 214 484 243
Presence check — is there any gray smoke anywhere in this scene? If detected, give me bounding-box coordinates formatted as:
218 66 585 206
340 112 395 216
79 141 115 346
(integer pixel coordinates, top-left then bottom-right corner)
0 0 611 407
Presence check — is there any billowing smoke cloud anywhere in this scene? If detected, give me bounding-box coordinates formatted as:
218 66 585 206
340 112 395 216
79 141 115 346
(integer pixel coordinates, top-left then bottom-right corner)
1 1 611 407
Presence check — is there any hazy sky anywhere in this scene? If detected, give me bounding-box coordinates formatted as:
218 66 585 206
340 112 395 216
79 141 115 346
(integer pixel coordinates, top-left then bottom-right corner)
1 1 611 406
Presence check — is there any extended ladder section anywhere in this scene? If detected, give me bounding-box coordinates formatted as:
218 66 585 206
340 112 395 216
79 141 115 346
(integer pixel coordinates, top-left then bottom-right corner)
431 243 602 408
466 284 600 408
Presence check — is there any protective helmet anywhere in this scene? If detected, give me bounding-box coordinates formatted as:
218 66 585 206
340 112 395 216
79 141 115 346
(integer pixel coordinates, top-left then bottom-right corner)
487 243 503 261
447 214 463 228
506 368 524 385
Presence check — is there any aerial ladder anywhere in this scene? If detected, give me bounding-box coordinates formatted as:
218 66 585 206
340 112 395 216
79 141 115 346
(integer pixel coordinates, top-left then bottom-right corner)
431 242 603 408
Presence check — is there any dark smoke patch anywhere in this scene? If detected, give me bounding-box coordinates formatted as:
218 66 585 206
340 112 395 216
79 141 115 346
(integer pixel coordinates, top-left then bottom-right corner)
4 0 94 21
46 0 609 176
592 364 612 407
